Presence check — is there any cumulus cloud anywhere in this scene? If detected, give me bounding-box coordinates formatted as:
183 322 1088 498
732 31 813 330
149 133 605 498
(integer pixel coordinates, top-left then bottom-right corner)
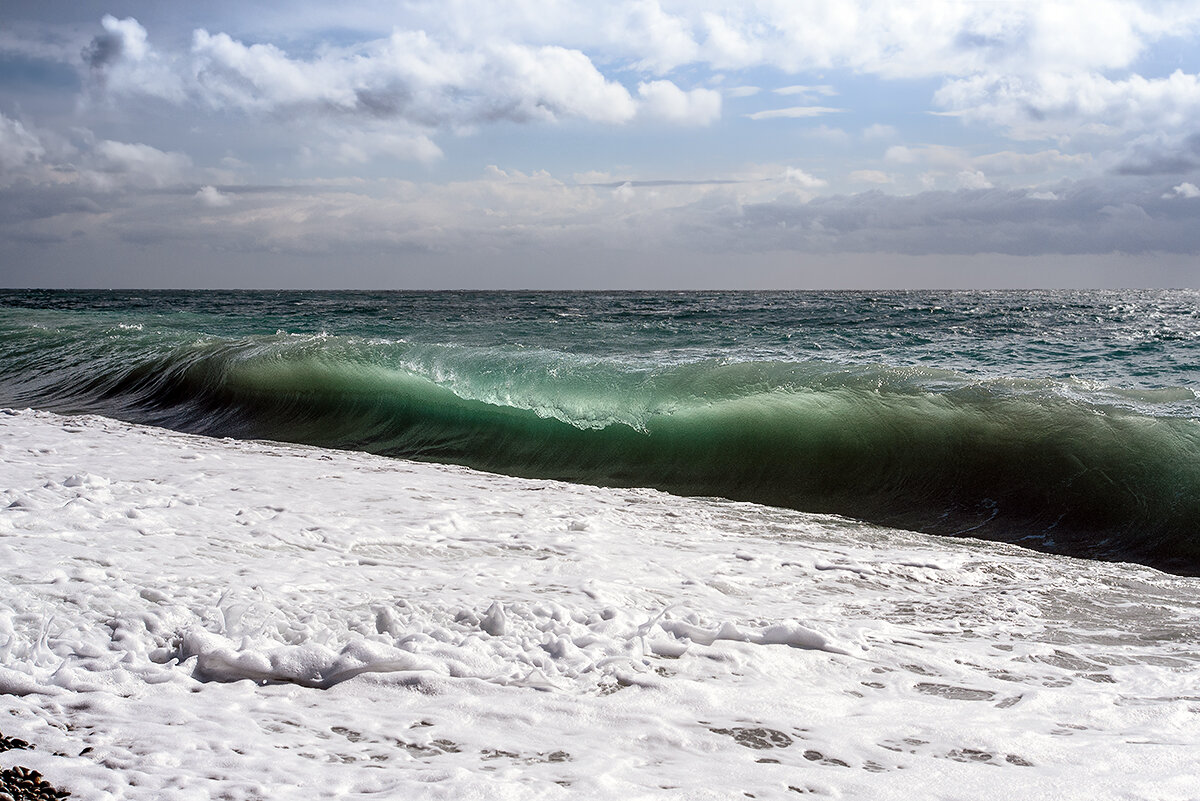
432 0 1192 81
83 14 149 69
83 17 725 135
59 3 1200 162
0 108 209 202
195 185 232 207
1164 182 1200 199
934 70 1200 140
82 15 185 102
0 113 45 172
637 81 722 125
781 167 827 189
87 140 192 188
956 170 993 190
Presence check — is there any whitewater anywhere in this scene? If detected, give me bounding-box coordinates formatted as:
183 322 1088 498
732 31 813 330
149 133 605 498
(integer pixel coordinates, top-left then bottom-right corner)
1 409 1198 799
2 290 1200 797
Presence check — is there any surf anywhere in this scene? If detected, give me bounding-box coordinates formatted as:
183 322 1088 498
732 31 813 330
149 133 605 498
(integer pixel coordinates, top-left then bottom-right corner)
3 317 1199 574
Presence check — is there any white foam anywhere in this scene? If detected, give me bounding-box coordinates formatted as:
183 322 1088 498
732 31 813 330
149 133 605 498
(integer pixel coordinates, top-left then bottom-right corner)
0 408 1198 799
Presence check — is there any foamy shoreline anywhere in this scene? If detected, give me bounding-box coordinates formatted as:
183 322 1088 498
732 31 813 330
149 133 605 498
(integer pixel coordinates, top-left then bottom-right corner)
1 408 1197 799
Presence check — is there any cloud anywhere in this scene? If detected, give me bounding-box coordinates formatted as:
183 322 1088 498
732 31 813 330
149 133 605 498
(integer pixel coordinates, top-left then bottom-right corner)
7 163 1200 269
881 143 1091 181
82 14 149 69
636 81 722 125
745 106 844 121
772 84 837 98
850 170 891 184
195 185 231 207
972 149 1091 175
1114 132 1200 176
327 126 443 165
934 70 1200 140
0 113 45 172
85 18 724 134
87 140 192 188
781 167 827 189
956 170 993 190
1164 182 1200 199
713 180 1200 256
56 4 1200 163
0 111 209 197
82 15 184 102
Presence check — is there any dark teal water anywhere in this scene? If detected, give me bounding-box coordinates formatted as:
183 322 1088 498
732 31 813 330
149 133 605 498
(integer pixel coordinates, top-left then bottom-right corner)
3 289 1199 572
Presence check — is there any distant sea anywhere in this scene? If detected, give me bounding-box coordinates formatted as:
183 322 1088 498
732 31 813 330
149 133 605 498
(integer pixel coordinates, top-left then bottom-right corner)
2 289 1198 573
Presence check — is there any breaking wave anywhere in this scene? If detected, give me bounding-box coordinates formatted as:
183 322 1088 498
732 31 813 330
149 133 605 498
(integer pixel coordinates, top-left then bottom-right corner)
3 321 1200 574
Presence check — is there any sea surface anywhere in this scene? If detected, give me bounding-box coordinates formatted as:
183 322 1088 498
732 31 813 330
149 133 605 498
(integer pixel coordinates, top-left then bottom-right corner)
2 288 1199 572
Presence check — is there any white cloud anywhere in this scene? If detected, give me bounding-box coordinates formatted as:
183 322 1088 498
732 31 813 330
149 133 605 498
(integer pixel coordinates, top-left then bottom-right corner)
935 70 1200 140
330 127 444 165
880 144 1090 182
86 19 731 131
0 122 204 194
195 185 232 207
0 114 45 172
956 170 993 190
745 106 844 121
1164 182 1200 199
782 167 827 189
617 0 701 73
65 3 1200 160
637 81 722 125
773 84 837 98
88 140 192 188
84 15 185 102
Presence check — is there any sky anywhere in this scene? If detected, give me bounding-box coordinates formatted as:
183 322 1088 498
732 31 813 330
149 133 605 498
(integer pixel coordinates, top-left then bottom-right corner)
2 0 1200 288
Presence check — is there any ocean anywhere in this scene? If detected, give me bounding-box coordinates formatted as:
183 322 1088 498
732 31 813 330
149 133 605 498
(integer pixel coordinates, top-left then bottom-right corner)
2 289 1199 572
1 290 1199 799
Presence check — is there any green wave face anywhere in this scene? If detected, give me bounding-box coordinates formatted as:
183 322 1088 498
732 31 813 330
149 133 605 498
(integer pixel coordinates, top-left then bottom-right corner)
3 310 1199 575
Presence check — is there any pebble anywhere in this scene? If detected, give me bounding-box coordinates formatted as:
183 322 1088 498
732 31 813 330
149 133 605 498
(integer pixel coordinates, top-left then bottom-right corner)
0 732 71 800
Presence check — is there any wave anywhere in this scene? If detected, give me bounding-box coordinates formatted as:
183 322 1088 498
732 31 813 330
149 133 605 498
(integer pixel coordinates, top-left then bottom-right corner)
3 320 1200 574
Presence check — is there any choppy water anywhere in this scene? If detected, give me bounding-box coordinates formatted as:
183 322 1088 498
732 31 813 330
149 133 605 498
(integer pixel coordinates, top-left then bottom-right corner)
2 289 1198 572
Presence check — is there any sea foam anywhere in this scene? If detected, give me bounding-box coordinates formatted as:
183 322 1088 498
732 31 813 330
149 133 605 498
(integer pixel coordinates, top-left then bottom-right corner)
0 409 1198 799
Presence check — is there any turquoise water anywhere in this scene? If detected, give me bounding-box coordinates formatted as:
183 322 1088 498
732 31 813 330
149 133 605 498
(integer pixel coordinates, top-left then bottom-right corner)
2 289 1199 572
